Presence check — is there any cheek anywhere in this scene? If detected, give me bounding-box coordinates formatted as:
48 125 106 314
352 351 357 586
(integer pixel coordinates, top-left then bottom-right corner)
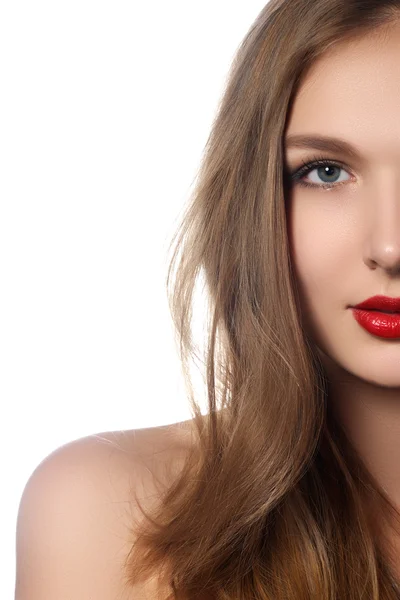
287 197 343 281
287 202 339 312
287 204 323 278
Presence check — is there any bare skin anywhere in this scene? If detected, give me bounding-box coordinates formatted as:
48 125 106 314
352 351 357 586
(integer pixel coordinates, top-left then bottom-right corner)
19 21 400 600
92 24 400 592
14 418 195 600
92 419 195 598
284 21 400 574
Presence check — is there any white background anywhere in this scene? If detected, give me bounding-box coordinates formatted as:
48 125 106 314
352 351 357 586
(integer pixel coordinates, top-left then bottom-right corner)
2 1 268 596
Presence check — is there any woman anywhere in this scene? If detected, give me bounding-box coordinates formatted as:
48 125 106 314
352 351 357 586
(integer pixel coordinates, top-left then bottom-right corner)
15 1 400 598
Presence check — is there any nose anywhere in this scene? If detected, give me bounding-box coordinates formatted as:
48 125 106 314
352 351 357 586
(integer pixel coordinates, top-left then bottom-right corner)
364 213 400 276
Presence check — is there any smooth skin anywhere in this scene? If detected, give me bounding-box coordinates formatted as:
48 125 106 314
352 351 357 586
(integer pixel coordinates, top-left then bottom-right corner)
284 21 400 571
14 420 194 599
16 19 400 600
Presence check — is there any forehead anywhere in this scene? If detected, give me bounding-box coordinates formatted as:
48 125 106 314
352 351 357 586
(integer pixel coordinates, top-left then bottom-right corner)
284 26 400 160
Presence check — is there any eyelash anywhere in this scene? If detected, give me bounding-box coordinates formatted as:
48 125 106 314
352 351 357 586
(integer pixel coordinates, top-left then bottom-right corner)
289 154 353 190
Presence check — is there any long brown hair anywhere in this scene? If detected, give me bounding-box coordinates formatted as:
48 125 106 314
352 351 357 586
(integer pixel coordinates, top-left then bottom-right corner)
121 2 400 598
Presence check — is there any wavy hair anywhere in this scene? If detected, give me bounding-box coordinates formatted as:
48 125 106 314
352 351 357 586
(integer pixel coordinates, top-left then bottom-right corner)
121 1 400 598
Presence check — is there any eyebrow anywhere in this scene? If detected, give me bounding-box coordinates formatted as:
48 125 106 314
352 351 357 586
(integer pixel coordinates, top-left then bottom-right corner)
284 134 363 162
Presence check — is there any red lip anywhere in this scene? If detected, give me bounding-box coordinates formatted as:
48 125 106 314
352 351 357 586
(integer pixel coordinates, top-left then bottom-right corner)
353 295 400 313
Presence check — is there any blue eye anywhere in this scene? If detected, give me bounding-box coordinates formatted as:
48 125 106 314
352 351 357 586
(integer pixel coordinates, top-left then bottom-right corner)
289 158 353 190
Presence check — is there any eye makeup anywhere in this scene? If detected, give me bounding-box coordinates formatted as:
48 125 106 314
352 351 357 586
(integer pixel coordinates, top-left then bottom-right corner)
287 153 353 191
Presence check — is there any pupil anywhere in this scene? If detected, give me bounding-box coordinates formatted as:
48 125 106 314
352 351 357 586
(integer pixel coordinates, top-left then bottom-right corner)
319 166 337 181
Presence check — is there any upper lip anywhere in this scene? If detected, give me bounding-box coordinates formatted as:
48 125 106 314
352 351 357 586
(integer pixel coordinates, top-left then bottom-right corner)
353 295 400 312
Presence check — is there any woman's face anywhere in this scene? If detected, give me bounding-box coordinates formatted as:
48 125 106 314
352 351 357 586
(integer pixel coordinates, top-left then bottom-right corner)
284 24 400 389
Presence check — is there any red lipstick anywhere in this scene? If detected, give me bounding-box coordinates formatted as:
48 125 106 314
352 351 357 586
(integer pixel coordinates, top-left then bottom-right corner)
350 295 400 339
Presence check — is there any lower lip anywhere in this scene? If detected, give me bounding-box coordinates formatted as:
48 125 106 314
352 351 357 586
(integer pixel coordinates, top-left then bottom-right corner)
351 308 400 338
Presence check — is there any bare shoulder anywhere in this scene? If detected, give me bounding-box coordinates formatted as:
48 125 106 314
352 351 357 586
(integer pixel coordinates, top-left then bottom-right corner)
94 418 196 505
15 419 196 600
92 417 196 491
94 417 196 459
